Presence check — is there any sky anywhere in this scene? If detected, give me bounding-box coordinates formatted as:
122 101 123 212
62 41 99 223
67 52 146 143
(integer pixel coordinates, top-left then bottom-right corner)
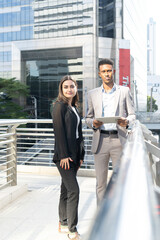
147 0 160 75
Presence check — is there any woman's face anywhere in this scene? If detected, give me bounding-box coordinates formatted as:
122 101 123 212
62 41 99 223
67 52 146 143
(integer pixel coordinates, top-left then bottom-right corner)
62 80 77 101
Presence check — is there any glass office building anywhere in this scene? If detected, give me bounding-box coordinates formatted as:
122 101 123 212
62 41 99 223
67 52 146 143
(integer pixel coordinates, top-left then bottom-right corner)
99 0 115 38
0 0 147 118
0 0 97 118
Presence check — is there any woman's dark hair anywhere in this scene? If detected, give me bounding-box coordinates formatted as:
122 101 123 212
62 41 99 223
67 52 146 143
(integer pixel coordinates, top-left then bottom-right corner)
57 75 79 106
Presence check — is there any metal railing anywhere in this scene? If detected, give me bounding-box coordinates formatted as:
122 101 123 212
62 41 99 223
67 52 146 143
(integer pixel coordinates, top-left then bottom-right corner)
1 118 160 238
0 119 94 189
86 120 160 240
1 119 160 189
16 119 94 168
136 112 160 123
0 120 28 189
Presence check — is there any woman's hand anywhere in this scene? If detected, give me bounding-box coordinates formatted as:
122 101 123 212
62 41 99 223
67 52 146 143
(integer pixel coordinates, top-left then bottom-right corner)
60 157 73 170
78 160 83 171
80 160 83 167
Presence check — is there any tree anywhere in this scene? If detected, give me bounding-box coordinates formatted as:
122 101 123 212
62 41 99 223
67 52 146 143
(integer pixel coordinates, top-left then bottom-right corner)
0 78 30 119
147 96 158 112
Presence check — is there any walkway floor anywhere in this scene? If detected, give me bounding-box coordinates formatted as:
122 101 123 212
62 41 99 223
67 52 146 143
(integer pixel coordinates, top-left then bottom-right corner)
0 173 97 240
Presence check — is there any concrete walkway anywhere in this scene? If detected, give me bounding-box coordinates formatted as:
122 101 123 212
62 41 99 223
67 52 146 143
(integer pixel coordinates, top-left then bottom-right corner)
0 173 97 240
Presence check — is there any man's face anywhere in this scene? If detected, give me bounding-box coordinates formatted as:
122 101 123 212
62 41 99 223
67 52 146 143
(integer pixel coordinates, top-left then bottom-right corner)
98 64 114 86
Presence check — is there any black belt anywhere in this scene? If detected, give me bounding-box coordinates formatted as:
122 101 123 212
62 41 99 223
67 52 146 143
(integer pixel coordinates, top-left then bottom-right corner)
100 130 118 135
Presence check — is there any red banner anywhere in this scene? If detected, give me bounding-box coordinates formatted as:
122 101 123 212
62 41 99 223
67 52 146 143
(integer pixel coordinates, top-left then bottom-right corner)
119 49 130 88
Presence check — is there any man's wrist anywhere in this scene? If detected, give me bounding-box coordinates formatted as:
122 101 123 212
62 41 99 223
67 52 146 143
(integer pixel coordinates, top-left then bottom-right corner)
92 123 97 130
126 120 129 129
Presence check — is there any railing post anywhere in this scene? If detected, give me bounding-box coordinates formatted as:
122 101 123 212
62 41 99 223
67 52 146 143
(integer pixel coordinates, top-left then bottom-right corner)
7 126 17 186
148 152 160 187
148 152 155 183
155 161 160 187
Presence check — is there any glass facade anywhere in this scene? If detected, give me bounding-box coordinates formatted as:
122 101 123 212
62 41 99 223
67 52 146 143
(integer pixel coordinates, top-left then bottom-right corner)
0 51 11 62
33 0 94 38
0 0 33 7
0 0 94 118
0 0 147 116
0 3 34 42
22 47 83 118
0 0 94 42
0 0 116 42
99 0 115 38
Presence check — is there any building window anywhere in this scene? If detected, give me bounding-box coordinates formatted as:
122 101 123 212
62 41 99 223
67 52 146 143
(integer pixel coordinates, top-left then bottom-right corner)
0 51 11 62
22 47 83 119
99 0 115 38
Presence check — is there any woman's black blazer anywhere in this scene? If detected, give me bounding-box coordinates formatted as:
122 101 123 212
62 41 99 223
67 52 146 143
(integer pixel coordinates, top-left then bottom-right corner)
52 101 85 164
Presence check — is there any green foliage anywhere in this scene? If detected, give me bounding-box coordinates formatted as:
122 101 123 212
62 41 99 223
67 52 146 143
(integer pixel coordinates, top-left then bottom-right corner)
0 78 30 119
147 96 158 112
0 100 28 119
0 78 29 98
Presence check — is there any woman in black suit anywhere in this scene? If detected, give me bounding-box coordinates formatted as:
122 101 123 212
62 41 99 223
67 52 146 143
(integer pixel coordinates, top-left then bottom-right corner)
52 75 85 240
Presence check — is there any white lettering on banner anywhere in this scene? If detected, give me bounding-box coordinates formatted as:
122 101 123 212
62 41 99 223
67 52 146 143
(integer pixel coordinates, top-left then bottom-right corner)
122 76 129 86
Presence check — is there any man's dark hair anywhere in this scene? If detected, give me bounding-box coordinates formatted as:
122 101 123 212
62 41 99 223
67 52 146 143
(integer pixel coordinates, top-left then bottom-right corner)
98 58 114 70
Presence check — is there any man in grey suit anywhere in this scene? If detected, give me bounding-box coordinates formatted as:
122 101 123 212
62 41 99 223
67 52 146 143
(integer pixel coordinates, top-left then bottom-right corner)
85 58 135 204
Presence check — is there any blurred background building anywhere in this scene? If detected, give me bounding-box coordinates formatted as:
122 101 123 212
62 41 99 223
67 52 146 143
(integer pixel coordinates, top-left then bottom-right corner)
147 18 156 76
147 17 160 112
0 0 147 118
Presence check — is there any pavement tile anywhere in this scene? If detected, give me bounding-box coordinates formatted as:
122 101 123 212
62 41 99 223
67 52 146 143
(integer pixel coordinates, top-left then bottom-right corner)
0 173 97 240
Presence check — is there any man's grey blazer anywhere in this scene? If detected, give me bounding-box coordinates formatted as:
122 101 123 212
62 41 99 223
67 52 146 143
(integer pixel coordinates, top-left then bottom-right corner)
85 84 136 153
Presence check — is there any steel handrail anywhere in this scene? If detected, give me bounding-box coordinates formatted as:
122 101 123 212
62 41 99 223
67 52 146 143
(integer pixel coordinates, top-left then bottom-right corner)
86 120 160 240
